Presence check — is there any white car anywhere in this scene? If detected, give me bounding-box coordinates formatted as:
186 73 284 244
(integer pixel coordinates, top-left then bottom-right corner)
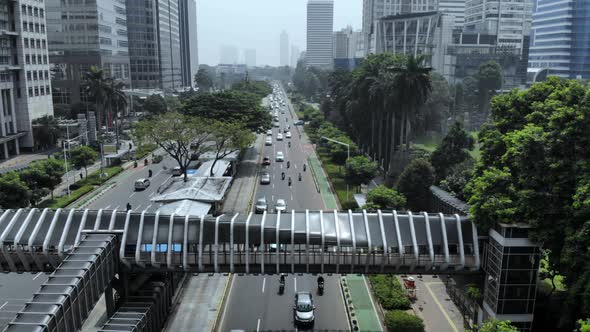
275 199 287 212
276 151 284 162
277 133 283 141
266 129 273 135
265 136 273 146
134 178 150 191
285 131 292 139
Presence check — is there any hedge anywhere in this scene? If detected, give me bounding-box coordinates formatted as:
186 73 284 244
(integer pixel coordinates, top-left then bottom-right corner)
39 185 94 209
384 310 425 332
368 275 411 310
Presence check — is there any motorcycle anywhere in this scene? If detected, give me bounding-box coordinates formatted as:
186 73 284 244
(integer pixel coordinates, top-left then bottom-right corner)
288 177 292 186
279 280 285 294
318 281 324 295
281 172 285 180
303 164 306 172
287 161 290 168
298 173 302 181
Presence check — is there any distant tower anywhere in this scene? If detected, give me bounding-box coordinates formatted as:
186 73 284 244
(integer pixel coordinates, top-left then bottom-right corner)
306 0 334 69
280 30 289 66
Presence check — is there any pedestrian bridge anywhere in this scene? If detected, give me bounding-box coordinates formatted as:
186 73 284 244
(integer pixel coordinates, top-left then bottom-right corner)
0 208 480 274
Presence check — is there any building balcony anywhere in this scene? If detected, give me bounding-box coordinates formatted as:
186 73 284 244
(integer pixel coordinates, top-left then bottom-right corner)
0 29 18 37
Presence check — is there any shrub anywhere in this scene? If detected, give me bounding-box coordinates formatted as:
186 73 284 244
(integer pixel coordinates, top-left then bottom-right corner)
368 275 411 310
384 310 425 332
39 184 94 208
341 200 358 210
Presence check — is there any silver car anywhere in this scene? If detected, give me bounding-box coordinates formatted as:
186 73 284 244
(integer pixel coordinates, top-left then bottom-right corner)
275 199 287 212
255 197 267 214
260 172 271 184
293 292 315 325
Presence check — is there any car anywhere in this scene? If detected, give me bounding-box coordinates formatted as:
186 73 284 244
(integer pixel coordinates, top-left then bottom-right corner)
266 129 273 135
275 199 287 212
293 292 315 325
277 133 283 141
260 172 271 184
262 156 271 165
294 120 305 126
265 136 273 146
273 122 280 128
283 127 289 133
172 166 183 176
276 151 284 162
285 131 292 139
255 197 268 214
134 178 150 191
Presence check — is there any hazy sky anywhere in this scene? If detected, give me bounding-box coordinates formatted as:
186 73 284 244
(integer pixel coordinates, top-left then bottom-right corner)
197 0 362 66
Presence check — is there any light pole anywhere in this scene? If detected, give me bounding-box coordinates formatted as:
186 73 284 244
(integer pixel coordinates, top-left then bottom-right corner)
63 124 71 196
320 136 350 199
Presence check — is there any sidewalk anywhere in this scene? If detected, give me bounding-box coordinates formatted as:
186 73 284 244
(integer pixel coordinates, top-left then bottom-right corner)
345 275 383 332
0 149 57 174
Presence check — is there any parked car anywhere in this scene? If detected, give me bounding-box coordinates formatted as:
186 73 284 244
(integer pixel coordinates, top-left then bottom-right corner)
134 178 150 191
276 151 284 162
260 172 271 184
293 292 315 326
255 197 268 214
294 120 305 126
275 199 287 212
262 156 271 165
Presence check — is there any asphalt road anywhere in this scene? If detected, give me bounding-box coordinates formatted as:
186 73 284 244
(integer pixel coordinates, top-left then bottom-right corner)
86 154 177 213
220 84 350 332
0 272 50 330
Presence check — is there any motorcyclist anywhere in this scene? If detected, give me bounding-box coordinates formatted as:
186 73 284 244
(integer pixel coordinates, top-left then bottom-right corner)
148 169 153 177
280 273 286 284
288 141 291 148
288 177 292 186
317 275 324 287
298 173 302 181
144 158 148 166
287 161 290 168
281 171 285 180
303 164 306 172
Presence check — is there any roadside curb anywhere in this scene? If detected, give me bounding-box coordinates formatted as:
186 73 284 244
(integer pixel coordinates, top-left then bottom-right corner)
248 136 265 213
212 273 233 332
307 156 321 193
341 276 359 332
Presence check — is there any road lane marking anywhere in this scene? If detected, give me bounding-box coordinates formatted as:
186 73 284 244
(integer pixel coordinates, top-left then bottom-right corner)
129 192 136 198
145 204 152 211
271 195 274 202
294 277 297 292
272 184 274 189
32 272 43 280
0 302 8 310
425 282 459 332
114 205 120 210
154 169 162 178
294 164 297 169
104 205 111 210
256 318 261 332
149 191 155 197
262 277 266 293
135 204 142 211
291 192 293 201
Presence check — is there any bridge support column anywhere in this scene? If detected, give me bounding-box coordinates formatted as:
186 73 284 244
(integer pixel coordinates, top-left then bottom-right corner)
105 283 116 316
482 223 540 332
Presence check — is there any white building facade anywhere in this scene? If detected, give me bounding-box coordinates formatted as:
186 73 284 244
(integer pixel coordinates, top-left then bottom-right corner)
438 0 466 28
280 30 289 67
306 0 334 69
0 0 53 159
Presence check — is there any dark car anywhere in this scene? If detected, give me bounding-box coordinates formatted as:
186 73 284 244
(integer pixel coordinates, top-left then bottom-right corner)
262 156 271 165
293 292 315 325
294 120 305 126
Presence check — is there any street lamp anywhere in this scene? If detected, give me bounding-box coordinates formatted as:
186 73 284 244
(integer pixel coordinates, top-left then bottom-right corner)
320 136 350 200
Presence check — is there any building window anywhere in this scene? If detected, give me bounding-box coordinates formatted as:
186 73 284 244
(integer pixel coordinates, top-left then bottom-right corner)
28 87 33 97
26 71 31 81
43 55 47 64
32 55 36 64
33 71 37 80
34 87 39 96
22 22 27 31
23 38 28 48
40 9 44 18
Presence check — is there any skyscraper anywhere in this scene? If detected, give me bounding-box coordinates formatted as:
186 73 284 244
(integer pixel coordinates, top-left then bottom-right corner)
220 45 239 64
438 0 466 28
528 0 590 79
291 45 301 68
1 0 54 157
464 0 533 54
47 0 130 115
280 30 289 67
362 0 438 54
244 49 257 67
306 0 334 69
179 0 199 88
126 0 182 91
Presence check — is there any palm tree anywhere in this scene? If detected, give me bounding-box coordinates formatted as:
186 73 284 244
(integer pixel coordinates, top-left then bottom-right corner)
106 80 128 147
32 115 60 150
391 55 432 151
83 66 110 129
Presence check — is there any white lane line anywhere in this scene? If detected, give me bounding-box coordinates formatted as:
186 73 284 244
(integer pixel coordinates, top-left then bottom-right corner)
135 204 142 211
149 191 155 197
104 205 111 210
256 318 261 332
0 302 8 310
129 192 136 198
294 164 297 169
114 205 120 210
145 204 152 211
262 277 266 293
291 192 294 201
272 183 275 189
280 164 283 169
294 277 297 292
154 169 163 178
32 272 43 280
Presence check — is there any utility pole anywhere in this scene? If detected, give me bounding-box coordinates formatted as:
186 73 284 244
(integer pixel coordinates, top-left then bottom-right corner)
321 136 350 199
63 124 70 196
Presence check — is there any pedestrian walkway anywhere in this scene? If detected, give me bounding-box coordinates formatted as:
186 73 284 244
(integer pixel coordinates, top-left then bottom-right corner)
346 275 383 332
308 154 338 209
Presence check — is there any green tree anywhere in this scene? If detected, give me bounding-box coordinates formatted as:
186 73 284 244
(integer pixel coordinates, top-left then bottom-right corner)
0 172 31 208
133 112 213 182
344 156 378 190
83 66 110 128
165 96 182 112
577 319 590 332
207 122 255 176
194 68 213 92
231 79 272 99
476 60 503 118
430 121 474 182
70 146 98 178
397 158 435 211
469 319 518 332
106 79 127 146
365 185 406 210
143 94 167 115
182 90 272 133
34 159 65 200
439 159 475 201
419 72 451 134
32 115 60 150
384 311 425 332
20 166 50 205
303 72 320 100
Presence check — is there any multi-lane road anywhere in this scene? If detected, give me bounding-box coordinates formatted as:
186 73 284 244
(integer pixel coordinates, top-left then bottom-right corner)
218 85 350 331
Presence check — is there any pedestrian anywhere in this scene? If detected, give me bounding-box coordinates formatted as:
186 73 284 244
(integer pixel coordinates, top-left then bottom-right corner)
128 142 132 150
80 173 83 180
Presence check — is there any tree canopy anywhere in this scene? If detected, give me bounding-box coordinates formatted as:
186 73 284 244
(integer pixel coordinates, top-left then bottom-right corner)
194 68 213 92
0 172 31 208
182 90 272 133
365 185 406 210
469 319 518 332
344 156 378 189
70 146 98 177
231 79 272 99
397 158 435 211
143 94 167 115
465 77 590 325
430 121 474 182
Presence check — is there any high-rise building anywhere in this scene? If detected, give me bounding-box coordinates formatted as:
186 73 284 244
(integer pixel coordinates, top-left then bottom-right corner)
220 45 239 64
1 0 54 158
529 0 590 79
126 0 182 91
306 0 334 69
47 0 130 117
179 0 199 88
280 30 289 66
333 26 364 70
291 45 301 67
438 0 466 28
244 49 257 67
362 0 438 54
464 0 533 54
